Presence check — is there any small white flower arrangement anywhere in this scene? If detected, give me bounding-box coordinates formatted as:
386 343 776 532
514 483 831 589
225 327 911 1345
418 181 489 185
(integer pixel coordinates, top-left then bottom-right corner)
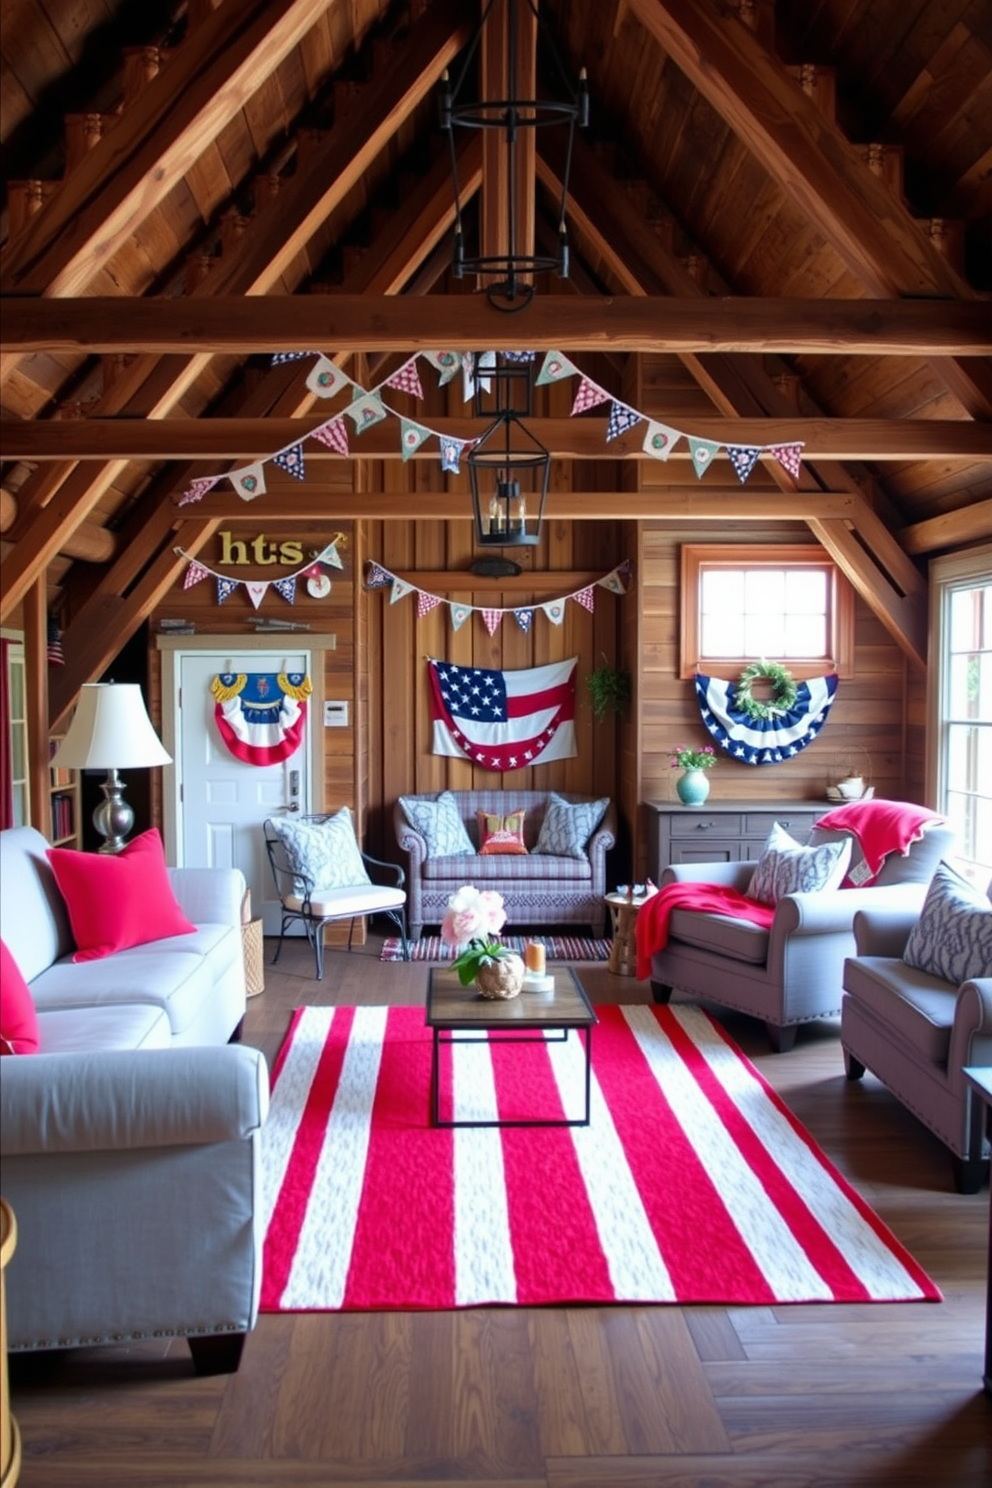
440 885 511 987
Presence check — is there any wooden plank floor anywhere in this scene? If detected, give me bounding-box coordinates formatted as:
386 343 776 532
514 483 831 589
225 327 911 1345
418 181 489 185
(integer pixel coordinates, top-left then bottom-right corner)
9 936 992 1487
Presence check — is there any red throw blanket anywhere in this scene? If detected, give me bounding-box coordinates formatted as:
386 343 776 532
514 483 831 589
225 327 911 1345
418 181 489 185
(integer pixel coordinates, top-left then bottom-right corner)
816 800 944 886
635 884 775 981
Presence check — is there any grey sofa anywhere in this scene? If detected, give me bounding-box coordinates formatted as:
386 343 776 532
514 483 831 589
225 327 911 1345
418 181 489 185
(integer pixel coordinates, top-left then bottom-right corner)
648 819 956 1052
0 825 269 1373
394 789 616 939
842 884 992 1193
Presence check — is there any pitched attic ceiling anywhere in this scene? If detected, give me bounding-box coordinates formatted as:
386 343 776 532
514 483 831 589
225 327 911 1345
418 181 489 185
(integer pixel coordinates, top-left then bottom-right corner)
1 0 990 716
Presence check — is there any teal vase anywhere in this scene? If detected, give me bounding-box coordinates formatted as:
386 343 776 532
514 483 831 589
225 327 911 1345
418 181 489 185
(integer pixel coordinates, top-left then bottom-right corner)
676 768 711 807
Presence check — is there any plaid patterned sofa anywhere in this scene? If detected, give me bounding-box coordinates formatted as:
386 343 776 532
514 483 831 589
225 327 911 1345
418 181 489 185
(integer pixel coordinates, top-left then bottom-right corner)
394 790 616 939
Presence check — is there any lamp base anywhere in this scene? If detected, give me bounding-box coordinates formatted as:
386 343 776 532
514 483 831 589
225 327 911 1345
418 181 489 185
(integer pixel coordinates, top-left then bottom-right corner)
93 769 134 854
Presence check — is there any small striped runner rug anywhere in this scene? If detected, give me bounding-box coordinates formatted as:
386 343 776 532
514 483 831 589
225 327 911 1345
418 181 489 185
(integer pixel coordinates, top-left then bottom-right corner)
381 934 611 962
259 1003 940 1311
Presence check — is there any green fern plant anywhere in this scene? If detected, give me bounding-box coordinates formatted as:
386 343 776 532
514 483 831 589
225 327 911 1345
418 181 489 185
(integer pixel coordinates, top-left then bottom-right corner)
585 656 631 722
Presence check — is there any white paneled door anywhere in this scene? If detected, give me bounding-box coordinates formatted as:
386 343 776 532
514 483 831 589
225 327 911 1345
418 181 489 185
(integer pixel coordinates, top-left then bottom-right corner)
176 650 312 934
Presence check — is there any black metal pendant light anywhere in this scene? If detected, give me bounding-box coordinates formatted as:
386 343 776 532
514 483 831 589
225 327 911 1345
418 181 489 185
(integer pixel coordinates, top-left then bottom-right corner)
468 353 548 547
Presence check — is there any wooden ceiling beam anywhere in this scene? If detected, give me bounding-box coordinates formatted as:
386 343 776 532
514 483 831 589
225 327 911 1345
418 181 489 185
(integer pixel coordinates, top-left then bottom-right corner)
627 0 992 418
806 516 927 664
900 500 992 556
3 294 988 356
6 416 990 463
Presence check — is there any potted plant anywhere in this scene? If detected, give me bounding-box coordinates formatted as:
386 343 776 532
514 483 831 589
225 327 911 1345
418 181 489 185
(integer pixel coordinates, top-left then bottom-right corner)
669 743 718 807
586 656 631 722
440 885 524 998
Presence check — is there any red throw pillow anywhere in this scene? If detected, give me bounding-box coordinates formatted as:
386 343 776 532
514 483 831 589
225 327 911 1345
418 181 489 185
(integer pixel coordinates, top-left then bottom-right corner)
477 808 528 856
0 937 41 1054
47 829 197 963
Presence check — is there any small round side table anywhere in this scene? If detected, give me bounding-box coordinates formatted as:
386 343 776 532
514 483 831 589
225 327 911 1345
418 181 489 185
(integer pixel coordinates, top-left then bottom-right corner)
605 891 650 976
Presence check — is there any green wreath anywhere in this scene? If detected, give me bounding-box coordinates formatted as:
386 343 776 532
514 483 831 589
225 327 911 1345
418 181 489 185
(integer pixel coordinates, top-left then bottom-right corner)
733 660 798 721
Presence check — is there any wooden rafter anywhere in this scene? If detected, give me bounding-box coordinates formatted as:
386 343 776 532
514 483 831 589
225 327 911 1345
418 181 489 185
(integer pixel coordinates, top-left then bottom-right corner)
3 294 988 355
6 416 991 463
626 0 992 418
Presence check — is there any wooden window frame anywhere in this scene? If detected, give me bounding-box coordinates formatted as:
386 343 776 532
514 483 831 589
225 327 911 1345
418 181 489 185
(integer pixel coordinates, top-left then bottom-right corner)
679 544 854 681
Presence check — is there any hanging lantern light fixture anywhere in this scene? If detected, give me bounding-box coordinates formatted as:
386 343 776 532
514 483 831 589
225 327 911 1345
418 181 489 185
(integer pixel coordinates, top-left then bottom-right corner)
468 353 549 547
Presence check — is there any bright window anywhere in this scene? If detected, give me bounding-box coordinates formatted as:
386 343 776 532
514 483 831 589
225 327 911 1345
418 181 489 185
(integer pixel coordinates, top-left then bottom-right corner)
680 545 853 680
930 548 992 886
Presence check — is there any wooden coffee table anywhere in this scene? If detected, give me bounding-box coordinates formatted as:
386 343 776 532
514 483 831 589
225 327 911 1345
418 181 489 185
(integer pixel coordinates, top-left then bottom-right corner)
426 965 597 1129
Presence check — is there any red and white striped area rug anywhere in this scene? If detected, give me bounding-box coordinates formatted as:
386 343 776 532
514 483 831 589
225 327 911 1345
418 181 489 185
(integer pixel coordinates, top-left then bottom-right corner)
260 1003 940 1312
380 934 612 962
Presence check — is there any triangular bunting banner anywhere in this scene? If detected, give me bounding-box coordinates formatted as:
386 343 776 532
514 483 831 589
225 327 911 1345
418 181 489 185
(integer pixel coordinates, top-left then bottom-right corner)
400 419 431 461
216 576 238 604
573 586 596 613
542 600 566 626
311 416 350 458
535 350 579 386
417 591 443 618
365 562 393 589
689 438 721 479
390 578 414 605
481 608 503 636
425 350 461 385
270 352 308 365
772 443 804 480
598 567 627 596
230 463 266 501
273 443 306 481
642 421 682 460
178 475 219 507
245 581 269 610
346 393 387 432
727 445 761 484
317 542 344 570
513 608 534 634
386 360 425 400
606 402 643 442
449 603 472 631
305 355 351 400
273 577 297 604
441 438 468 474
571 377 611 416
502 350 536 363
183 560 210 590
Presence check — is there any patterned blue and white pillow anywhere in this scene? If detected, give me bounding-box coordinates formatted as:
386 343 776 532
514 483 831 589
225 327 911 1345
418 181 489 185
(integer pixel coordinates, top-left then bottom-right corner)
535 794 609 859
399 791 475 859
903 862 992 984
269 808 370 895
747 821 852 906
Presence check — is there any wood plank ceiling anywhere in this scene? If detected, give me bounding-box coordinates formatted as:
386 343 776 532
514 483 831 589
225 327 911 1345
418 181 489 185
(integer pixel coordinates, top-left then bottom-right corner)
1 0 990 717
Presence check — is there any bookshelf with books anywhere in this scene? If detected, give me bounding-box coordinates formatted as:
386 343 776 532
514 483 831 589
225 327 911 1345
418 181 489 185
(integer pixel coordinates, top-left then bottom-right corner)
49 738 81 848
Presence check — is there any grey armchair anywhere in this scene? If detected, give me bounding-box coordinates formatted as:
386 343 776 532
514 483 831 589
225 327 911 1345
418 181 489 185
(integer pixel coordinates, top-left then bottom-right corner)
842 881 992 1193
648 820 956 1052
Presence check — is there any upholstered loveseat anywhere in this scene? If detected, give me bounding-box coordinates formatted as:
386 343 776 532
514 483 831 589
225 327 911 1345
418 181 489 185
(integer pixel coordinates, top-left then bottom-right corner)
394 789 616 939
0 825 269 1373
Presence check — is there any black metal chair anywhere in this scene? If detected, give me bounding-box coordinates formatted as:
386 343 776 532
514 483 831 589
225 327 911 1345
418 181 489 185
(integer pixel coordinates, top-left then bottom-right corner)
264 814 410 979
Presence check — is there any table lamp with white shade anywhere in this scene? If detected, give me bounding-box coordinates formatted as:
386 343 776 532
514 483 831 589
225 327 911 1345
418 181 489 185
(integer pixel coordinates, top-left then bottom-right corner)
51 683 171 853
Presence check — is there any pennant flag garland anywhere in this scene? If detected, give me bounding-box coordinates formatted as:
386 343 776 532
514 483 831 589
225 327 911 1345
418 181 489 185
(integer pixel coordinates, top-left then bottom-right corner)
178 475 219 507
425 350 461 385
245 581 269 610
573 586 596 613
311 416 349 458
346 393 387 432
598 569 627 596
389 578 414 605
317 542 344 570
230 463 266 501
606 402 643 442
273 443 306 481
216 576 239 604
727 445 762 485
536 350 579 385
417 591 443 618
502 350 537 363
440 438 468 474
513 607 534 634
270 351 309 365
449 603 472 631
385 360 425 400
400 419 431 461
273 577 297 604
571 377 611 416
481 608 503 636
183 560 210 590
305 356 351 400
689 438 721 479
364 562 393 589
542 600 567 626
642 421 682 460
773 443 804 480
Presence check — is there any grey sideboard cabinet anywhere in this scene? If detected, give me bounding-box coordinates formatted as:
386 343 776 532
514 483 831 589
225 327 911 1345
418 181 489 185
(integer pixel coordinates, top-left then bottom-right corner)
645 799 832 883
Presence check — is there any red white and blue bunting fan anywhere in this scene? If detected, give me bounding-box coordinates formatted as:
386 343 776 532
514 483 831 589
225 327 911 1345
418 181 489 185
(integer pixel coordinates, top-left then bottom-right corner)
695 665 839 765
210 672 312 766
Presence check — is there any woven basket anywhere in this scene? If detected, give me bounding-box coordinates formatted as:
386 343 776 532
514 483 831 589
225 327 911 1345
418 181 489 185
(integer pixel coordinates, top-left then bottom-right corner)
241 889 265 999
